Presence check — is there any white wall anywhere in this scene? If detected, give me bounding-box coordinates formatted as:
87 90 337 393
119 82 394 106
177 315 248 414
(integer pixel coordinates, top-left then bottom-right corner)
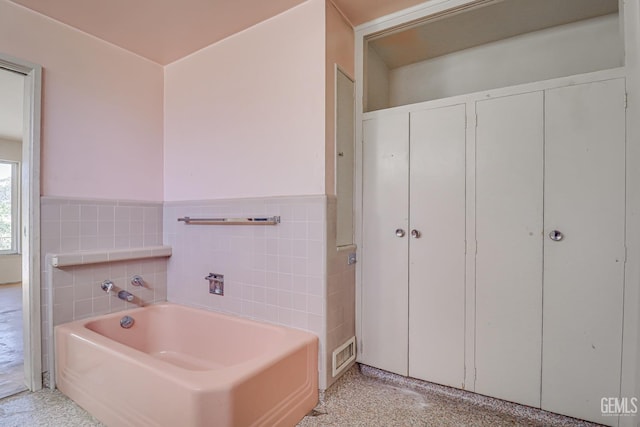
0 1 164 201
163 0 326 201
0 137 21 284
365 44 390 112
389 14 623 107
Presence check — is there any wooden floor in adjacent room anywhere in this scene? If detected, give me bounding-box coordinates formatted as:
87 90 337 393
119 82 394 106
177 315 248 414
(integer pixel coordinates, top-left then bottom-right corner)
0 282 26 399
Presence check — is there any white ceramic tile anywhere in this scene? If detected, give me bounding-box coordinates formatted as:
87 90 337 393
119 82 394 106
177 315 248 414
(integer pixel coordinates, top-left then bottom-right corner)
291 309 308 330
278 307 292 325
265 289 278 306
41 221 61 240
129 221 144 236
253 286 266 303
114 206 130 221
80 205 98 222
96 236 115 250
79 236 98 251
52 303 73 326
278 290 293 309
73 299 93 319
307 313 323 335
60 221 80 237
60 204 80 221
42 197 171 374
266 238 278 255
307 276 324 297
41 204 61 222
98 206 115 221
79 221 98 236
292 239 308 258
97 221 115 237
278 239 293 257
292 292 307 311
278 256 293 274
308 295 323 316
53 286 73 305
130 207 144 221
293 222 308 239
292 257 307 276
278 273 293 291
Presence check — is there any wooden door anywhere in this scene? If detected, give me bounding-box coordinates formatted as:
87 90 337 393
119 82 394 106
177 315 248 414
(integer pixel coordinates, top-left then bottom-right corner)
361 113 409 375
474 91 544 407
408 104 466 388
542 79 626 425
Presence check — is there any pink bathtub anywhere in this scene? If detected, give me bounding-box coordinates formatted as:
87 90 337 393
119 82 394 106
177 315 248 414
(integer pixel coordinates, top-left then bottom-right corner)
55 303 318 427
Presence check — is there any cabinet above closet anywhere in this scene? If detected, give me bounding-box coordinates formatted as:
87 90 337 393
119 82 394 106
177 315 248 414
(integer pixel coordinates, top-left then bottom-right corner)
364 0 622 112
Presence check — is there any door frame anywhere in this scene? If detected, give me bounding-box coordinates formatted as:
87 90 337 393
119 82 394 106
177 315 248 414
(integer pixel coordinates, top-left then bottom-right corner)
0 53 42 391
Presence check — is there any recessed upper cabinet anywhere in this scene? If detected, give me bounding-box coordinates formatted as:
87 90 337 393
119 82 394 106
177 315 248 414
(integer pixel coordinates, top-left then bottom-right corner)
364 0 623 112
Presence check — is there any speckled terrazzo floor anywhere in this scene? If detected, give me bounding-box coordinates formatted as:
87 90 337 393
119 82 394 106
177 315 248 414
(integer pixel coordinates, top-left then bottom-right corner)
298 364 603 427
0 388 103 427
0 363 603 426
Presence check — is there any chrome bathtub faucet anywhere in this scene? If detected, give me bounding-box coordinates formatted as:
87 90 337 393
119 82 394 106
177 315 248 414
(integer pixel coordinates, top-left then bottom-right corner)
118 290 135 302
101 280 114 294
100 279 138 304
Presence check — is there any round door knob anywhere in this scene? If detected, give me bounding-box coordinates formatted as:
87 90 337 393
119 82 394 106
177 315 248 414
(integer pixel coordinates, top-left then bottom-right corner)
549 230 564 241
411 229 421 238
395 229 406 238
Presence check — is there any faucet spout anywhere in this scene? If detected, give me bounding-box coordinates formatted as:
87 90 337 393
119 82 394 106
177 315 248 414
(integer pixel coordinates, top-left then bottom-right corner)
117 290 135 302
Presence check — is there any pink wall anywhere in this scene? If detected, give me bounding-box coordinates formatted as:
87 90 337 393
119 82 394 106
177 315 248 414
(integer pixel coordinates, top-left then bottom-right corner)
0 1 164 201
163 0 326 201
325 1 355 195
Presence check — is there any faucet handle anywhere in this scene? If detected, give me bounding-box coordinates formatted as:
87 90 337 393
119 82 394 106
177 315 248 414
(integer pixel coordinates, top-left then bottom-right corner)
101 280 114 294
131 275 144 287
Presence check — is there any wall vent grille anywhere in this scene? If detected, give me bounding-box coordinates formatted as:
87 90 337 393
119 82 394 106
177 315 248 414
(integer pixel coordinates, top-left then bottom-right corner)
332 336 356 377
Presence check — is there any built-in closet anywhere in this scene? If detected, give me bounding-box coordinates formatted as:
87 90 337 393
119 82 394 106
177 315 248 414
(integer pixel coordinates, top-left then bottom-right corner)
361 103 466 388
357 0 628 425
475 78 625 422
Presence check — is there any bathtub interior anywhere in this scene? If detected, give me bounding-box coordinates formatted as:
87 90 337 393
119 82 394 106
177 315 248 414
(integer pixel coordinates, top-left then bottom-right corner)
84 304 287 369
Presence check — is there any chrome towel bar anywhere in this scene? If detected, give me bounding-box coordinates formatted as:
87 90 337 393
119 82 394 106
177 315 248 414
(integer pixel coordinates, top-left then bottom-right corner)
177 216 280 225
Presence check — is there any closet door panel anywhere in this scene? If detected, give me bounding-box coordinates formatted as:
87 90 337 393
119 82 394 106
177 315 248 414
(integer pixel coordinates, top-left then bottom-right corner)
475 92 544 407
408 104 466 388
542 79 625 425
361 113 409 375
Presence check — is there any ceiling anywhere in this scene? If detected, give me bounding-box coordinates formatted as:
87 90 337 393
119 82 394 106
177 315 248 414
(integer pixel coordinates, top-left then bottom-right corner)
2 0 430 140
369 0 619 69
0 68 24 142
8 0 428 65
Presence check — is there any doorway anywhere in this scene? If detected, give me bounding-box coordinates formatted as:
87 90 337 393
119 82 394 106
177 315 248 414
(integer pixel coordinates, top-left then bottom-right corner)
0 54 42 394
0 67 25 397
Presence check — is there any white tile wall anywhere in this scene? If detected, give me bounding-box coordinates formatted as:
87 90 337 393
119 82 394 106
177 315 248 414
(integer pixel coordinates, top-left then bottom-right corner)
163 195 328 388
50 258 167 326
40 197 166 375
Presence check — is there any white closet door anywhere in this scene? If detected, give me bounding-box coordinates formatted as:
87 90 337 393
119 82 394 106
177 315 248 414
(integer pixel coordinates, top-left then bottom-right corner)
542 79 625 425
475 92 544 407
408 104 466 388
361 113 409 375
